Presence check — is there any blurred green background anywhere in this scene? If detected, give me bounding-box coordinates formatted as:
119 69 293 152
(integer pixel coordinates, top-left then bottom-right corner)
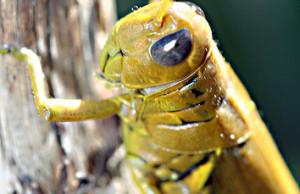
116 0 300 184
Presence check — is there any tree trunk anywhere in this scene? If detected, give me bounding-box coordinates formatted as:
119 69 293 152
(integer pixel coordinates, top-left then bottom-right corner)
0 0 123 193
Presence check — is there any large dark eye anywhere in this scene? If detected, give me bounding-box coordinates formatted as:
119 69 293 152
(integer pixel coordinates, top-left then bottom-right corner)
150 29 192 66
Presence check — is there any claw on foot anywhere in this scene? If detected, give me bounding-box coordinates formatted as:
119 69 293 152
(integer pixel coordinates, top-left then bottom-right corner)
0 43 18 54
0 44 28 60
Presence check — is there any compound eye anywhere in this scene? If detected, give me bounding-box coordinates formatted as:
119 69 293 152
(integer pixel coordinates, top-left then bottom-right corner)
150 29 192 66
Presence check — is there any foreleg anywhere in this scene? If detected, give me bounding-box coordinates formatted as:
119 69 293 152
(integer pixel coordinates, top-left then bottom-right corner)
1 45 120 122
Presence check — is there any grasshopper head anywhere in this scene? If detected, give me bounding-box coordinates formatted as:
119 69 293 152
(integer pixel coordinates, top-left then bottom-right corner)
99 1 212 89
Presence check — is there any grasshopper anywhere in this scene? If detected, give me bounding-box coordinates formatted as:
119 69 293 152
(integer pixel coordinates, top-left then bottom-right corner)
1 0 298 193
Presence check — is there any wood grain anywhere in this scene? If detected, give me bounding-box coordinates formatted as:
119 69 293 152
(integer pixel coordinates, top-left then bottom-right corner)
0 0 121 193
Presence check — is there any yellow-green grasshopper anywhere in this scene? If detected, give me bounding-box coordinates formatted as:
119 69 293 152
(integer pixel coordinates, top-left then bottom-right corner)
0 0 299 193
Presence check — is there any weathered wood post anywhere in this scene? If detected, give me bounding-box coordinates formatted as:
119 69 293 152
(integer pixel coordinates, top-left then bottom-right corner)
0 0 120 193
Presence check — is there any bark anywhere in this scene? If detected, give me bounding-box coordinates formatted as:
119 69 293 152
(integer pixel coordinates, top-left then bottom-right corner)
0 0 123 193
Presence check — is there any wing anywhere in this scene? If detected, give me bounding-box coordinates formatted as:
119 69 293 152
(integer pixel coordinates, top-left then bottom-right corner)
210 44 299 194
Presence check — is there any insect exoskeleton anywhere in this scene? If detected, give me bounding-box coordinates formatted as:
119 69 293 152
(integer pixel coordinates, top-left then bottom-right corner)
1 0 298 193
99 1 212 89
98 1 252 194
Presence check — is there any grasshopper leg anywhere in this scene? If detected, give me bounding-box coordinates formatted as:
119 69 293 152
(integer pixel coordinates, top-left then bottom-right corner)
0 44 121 122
